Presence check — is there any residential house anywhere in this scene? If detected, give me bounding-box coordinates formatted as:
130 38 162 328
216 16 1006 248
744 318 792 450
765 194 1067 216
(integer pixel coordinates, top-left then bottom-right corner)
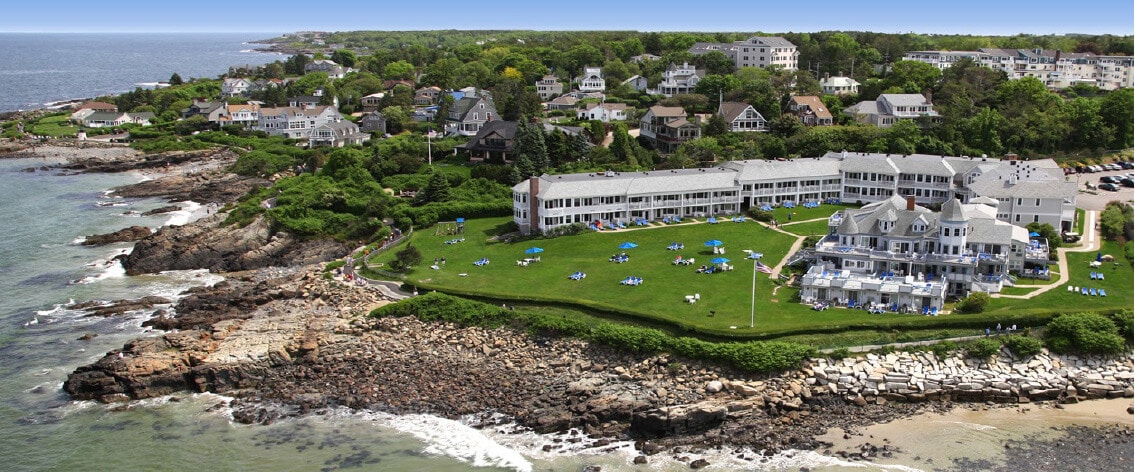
655 62 703 97
222 103 261 127
361 92 386 113
844 94 938 127
629 54 662 63
221 78 253 98
414 86 442 106
304 59 350 79
445 92 498 136
462 120 518 162
254 105 341 139
718 102 768 132
69 101 118 123
577 103 629 122
359 112 387 134
575 66 605 92
289 92 339 110
309 118 370 147
819 75 860 95
544 95 579 111
382 79 416 91
789 96 834 126
621 75 648 92
903 48 1134 90
181 100 227 122
76 111 155 128
639 105 700 153
535 75 564 100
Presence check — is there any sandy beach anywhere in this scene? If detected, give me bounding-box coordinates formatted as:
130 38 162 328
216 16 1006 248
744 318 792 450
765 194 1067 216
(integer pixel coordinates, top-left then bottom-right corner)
816 397 1134 471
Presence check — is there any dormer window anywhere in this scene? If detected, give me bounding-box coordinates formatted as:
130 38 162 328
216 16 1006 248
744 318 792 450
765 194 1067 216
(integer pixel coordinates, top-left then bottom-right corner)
878 220 894 232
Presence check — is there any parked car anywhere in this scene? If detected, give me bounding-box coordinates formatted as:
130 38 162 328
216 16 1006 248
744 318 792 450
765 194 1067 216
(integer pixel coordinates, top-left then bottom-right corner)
1098 182 1120 192
1099 175 1119 184
1121 178 1134 188
1104 163 1121 171
1119 161 1134 169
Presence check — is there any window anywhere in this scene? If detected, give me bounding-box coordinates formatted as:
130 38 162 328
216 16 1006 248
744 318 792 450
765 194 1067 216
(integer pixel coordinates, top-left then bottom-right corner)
1035 198 1041 206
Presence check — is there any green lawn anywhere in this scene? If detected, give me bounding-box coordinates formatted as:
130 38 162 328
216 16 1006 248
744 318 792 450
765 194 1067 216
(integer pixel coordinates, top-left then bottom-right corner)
368 215 1135 339
766 203 855 224
30 114 79 137
779 219 831 237
985 240 1134 315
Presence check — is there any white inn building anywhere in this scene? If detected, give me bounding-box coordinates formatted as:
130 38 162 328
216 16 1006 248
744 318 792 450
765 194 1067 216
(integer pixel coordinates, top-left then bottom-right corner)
513 152 1076 235
903 48 1134 91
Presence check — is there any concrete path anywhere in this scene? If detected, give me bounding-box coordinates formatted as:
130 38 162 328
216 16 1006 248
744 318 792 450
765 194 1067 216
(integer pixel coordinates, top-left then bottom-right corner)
992 210 1100 300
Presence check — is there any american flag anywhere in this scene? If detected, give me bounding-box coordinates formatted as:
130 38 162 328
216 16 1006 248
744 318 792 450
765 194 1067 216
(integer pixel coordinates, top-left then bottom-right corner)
755 261 774 274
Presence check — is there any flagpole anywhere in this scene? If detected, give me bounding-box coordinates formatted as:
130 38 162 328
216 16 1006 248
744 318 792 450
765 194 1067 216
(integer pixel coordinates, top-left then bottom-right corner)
427 129 433 166
750 257 757 328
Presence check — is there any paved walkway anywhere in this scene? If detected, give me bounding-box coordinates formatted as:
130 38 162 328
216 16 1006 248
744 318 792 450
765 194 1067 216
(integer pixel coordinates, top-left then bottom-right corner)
992 210 1100 300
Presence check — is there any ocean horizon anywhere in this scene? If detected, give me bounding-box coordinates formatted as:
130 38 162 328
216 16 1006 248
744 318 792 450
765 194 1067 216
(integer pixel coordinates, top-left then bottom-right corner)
0 32 283 113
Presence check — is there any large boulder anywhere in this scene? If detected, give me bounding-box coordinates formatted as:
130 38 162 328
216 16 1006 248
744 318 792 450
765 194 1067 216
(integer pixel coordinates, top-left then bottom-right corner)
82 225 153 246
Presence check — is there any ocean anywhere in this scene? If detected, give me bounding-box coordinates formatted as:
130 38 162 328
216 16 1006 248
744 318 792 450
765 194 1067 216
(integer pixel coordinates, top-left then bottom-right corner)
0 34 1127 472
0 33 285 113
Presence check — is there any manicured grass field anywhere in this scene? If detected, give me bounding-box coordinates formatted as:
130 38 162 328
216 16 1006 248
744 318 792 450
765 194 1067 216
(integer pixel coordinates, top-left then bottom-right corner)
983 240 1133 315
370 214 1131 339
779 219 831 237
30 114 79 137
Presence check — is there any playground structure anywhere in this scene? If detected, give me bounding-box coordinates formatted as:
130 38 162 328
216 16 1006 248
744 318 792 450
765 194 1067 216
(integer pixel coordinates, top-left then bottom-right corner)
435 217 466 236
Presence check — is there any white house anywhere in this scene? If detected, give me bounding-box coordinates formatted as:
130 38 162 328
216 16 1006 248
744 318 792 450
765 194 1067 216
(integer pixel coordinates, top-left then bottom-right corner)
221 78 253 98
732 36 798 70
845 94 939 127
577 102 629 122
718 102 768 132
576 67 605 92
655 62 703 97
254 105 341 139
309 118 370 147
819 75 860 95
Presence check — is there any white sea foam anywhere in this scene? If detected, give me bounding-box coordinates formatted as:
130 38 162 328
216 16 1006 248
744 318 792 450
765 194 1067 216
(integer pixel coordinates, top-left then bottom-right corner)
162 201 201 227
933 420 998 431
348 410 534 472
70 249 129 285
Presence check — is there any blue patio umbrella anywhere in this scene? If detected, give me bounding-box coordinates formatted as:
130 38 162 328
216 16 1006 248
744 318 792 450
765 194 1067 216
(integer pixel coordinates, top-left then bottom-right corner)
704 239 724 247
618 242 638 249
525 247 544 254
1029 231 1040 237
1097 251 1103 262
711 257 730 264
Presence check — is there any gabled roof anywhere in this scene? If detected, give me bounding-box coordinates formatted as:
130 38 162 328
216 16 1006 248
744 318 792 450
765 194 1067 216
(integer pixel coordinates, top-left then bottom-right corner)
838 195 939 238
471 120 518 142
722 158 843 182
790 96 833 119
646 105 685 118
743 36 795 48
517 167 739 200
820 76 860 87
76 101 117 111
719 102 758 122
879 94 931 107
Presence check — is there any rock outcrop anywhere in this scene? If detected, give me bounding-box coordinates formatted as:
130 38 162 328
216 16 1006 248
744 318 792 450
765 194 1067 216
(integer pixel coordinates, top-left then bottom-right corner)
82 225 153 246
120 214 349 275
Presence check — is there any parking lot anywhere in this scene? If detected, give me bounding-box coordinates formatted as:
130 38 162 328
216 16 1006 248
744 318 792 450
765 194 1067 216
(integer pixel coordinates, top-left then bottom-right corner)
1069 164 1135 211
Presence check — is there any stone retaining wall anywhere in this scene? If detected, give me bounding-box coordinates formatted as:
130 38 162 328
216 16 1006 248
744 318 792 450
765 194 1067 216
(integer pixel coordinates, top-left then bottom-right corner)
801 350 1134 405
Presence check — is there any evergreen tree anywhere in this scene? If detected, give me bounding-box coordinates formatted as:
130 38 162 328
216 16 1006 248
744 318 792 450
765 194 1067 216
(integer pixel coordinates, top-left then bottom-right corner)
415 169 452 205
168 73 183 86
704 113 728 137
435 93 454 128
514 120 550 175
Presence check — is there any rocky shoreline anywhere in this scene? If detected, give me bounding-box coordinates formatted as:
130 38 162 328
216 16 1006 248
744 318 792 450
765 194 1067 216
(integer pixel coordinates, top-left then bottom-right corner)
31 143 1131 467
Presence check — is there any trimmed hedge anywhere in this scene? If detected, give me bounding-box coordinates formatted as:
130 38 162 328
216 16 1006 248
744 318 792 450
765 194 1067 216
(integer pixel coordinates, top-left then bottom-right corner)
370 292 817 374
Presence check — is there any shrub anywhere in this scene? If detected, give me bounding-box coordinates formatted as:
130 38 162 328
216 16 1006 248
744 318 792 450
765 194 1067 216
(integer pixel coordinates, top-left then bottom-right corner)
828 347 852 360
1044 312 1126 355
370 291 512 327
964 338 1002 359
955 292 991 314
930 340 957 359
1003 335 1043 357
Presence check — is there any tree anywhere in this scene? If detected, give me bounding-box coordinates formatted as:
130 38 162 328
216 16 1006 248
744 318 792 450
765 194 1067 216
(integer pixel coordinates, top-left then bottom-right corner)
704 113 727 137
954 292 990 314
434 93 454 127
1063 98 1107 152
422 58 463 91
381 106 409 134
513 120 550 173
693 75 742 111
1099 201 1134 243
1026 222 1062 250
391 244 423 271
284 54 310 76
697 51 735 76
414 169 452 205
382 60 416 81
168 73 183 86
331 49 357 68
884 60 941 93
1098 88 1134 149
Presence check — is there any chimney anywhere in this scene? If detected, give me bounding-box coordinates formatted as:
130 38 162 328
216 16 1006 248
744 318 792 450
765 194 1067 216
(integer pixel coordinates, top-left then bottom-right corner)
906 196 916 211
528 177 540 234
824 72 830 79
